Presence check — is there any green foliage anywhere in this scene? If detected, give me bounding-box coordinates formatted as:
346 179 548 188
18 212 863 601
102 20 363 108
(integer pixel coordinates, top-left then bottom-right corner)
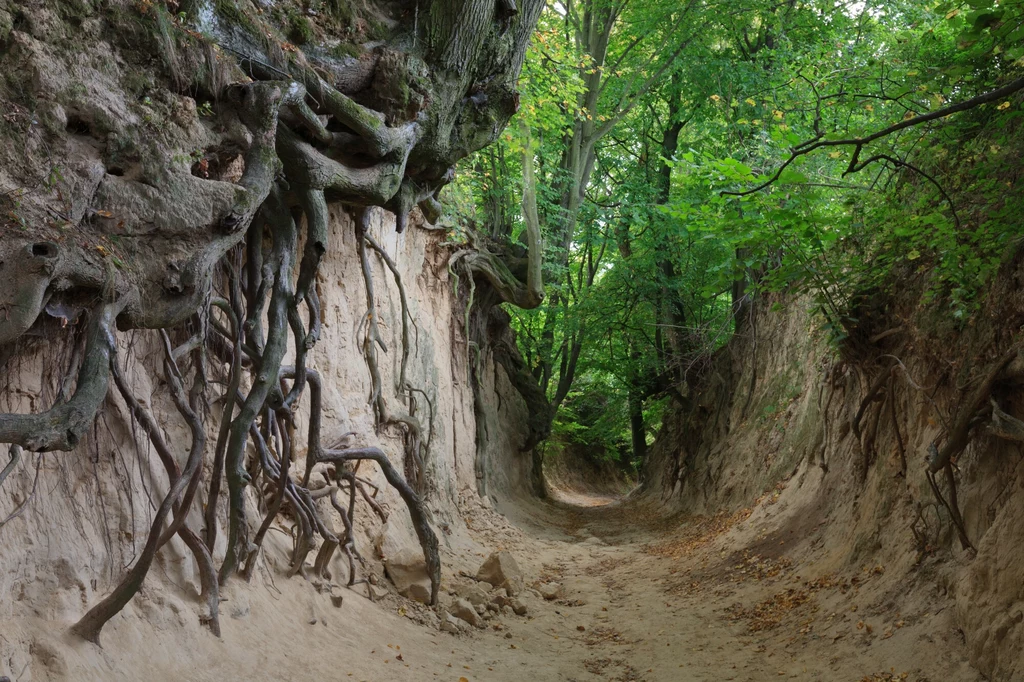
453 0 1024 469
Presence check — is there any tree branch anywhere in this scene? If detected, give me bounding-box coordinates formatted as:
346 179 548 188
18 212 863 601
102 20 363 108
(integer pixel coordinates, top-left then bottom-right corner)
724 76 1024 197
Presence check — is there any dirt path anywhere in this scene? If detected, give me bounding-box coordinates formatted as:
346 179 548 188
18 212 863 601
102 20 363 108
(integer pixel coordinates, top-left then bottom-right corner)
425 472 981 682
42 474 981 682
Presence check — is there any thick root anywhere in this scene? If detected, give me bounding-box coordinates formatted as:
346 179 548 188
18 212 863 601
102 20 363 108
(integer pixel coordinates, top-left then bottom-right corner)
0 301 121 452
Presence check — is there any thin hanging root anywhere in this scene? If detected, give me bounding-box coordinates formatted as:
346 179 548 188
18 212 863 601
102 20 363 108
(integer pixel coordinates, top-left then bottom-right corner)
888 379 907 475
314 473 367 586
72 336 208 645
241 412 338 581
0 444 21 489
407 386 435 448
284 366 323 488
818 365 840 473
861 389 886 477
312 478 348 583
206 292 243 552
359 226 430 491
109 355 221 636
158 331 212 543
319 446 439 604
363 232 414 397
943 462 972 551
389 412 426 492
288 486 335 578
313 478 358 584
244 419 293 580
0 451 42 531
925 448 974 551
352 475 389 522
335 473 363 584
355 209 387 420
852 361 895 441
245 423 298 577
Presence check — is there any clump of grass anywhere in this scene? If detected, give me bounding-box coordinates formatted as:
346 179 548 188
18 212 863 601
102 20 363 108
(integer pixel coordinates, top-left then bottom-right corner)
288 13 314 45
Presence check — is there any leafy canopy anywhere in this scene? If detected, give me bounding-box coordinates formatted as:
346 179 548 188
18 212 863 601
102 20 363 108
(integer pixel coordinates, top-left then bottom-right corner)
448 0 1024 467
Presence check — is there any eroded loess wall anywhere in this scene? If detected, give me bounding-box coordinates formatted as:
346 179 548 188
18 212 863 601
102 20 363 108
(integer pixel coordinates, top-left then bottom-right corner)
643 259 1024 681
0 0 548 674
0 206 536 679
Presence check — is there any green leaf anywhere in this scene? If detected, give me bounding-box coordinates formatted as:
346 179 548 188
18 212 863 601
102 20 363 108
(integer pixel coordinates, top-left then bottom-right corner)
778 169 809 184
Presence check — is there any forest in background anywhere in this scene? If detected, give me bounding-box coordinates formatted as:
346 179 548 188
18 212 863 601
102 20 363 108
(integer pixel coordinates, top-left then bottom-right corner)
446 0 1024 475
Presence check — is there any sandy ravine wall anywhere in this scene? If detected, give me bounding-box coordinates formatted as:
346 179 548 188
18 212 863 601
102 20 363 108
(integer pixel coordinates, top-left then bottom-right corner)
643 270 1024 681
0 209 536 679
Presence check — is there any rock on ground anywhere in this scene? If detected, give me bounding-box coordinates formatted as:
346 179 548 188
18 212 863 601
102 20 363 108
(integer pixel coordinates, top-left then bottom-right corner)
450 598 484 628
451 581 491 606
538 582 563 600
476 551 524 595
382 547 432 605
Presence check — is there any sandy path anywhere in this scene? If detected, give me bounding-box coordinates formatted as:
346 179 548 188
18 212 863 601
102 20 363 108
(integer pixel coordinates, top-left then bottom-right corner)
36 478 980 682
427 482 981 682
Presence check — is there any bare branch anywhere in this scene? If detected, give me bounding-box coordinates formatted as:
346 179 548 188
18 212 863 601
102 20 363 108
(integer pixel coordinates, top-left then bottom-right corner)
724 76 1024 198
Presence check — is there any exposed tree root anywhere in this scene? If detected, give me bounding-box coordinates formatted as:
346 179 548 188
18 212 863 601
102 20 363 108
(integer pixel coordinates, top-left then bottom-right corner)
888 378 907 476
71 338 208 644
355 211 433 493
0 302 121 452
489 308 554 452
852 360 896 442
363 232 414 397
925 448 974 552
108 352 221 636
205 285 244 552
318 447 440 605
927 349 1018 473
220 189 298 584
0 444 21 490
0 450 41 531
861 390 886 477
0 0 545 639
988 398 1024 442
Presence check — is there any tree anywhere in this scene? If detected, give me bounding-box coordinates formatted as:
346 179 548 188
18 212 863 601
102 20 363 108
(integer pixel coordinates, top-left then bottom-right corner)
459 0 1024 482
